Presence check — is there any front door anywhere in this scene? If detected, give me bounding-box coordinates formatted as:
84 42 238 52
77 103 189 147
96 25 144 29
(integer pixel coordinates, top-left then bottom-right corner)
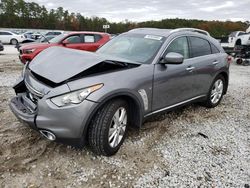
152 36 197 111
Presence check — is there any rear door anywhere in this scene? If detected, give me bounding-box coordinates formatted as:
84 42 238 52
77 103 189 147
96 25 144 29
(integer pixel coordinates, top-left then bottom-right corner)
187 36 220 95
0 31 12 43
81 34 103 52
152 36 197 111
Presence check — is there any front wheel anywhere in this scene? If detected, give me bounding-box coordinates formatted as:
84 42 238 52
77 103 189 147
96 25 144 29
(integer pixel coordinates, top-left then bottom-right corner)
203 75 225 108
88 99 129 156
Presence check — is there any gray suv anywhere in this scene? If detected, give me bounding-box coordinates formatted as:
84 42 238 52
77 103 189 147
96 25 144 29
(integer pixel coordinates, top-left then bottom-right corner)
10 28 229 156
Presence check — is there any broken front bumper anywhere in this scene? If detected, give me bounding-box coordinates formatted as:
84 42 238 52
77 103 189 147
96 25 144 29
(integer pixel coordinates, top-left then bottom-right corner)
9 93 37 130
9 81 99 147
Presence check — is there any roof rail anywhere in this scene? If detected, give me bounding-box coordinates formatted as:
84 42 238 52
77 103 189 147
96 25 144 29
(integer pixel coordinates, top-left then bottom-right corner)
170 28 210 36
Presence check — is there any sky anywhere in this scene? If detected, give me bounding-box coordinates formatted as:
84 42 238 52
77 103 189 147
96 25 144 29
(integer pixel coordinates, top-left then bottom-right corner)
26 0 250 22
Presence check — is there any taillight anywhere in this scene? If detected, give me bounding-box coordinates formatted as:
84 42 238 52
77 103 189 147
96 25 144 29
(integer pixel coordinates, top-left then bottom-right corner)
227 56 233 64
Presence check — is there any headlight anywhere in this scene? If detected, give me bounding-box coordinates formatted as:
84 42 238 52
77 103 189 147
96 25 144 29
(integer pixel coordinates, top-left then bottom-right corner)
51 84 103 107
24 48 36 54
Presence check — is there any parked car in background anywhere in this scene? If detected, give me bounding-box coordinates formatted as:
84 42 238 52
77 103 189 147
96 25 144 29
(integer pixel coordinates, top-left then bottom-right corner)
23 31 34 39
45 31 64 36
0 41 4 51
16 35 57 50
220 31 250 49
246 26 250 33
0 30 25 45
19 31 110 64
10 28 230 156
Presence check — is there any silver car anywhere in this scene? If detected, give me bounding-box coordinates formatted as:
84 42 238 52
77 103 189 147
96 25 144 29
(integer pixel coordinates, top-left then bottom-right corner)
10 28 230 156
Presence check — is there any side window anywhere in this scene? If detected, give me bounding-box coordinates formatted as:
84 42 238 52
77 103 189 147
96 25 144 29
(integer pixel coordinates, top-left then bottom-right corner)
211 43 220 54
238 32 245 36
84 35 95 43
54 32 62 35
189 36 211 57
1 32 12 35
65 35 82 44
165 37 189 59
95 34 102 42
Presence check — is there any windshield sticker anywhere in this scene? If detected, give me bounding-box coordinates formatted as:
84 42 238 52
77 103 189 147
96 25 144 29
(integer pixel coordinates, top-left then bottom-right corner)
144 35 163 40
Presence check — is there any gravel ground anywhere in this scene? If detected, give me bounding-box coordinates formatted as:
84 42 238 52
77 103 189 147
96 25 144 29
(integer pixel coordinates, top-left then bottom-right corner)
0 52 249 188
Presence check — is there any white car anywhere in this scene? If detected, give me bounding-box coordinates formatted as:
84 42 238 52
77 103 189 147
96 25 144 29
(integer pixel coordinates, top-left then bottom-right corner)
221 31 250 48
0 30 25 45
246 26 250 33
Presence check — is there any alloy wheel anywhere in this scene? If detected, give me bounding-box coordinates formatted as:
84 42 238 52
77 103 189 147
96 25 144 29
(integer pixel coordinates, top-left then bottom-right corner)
108 107 127 148
210 79 223 104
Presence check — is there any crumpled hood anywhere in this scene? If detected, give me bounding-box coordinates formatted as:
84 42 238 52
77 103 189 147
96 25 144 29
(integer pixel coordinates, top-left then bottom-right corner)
29 46 138 84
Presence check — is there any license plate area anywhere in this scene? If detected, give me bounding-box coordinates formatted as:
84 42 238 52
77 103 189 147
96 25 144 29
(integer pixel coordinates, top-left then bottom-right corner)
13 93 37 114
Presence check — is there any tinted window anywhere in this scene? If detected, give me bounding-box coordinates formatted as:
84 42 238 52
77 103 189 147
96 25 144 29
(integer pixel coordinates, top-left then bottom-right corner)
238 32 246 36
54 32 62 35
189 37 211 57
66 35 82 44
211 43 220 54
0 32 12 35
95 34 102 42
165 37 189 59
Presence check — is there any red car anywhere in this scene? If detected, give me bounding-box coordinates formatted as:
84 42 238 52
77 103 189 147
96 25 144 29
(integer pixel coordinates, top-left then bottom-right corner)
19 31 110 64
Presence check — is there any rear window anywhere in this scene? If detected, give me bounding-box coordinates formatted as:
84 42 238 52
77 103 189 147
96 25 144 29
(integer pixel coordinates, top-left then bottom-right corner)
189 36 211 58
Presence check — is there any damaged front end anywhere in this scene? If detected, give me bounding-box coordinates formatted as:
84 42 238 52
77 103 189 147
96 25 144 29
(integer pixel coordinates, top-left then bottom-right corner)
10 68 48 130
9 46 141 145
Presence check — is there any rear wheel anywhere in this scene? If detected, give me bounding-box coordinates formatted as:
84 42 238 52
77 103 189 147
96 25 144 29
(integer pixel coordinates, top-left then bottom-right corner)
88 99 129 156
203 75 225 108
236 58 243 65
10 39 18 45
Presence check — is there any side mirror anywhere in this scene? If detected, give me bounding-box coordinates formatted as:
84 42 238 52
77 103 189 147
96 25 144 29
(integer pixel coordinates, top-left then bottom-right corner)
161 52 184 64
62 40 69 45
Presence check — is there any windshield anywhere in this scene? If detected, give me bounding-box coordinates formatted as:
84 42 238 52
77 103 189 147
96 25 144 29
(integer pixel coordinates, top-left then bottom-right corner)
97 33 165 64
49 34 67 43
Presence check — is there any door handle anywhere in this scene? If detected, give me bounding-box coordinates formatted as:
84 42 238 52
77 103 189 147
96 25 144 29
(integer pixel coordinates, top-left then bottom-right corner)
186 66 195 72
212 61 219 65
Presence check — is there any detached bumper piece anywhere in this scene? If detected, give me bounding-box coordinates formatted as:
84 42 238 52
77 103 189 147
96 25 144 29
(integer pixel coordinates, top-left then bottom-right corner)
9 93 37 130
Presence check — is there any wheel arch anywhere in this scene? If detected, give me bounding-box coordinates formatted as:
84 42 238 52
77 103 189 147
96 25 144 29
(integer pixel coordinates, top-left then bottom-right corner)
235 39 242 46
80 91 144 145
217 71 229 94
10 38 18 44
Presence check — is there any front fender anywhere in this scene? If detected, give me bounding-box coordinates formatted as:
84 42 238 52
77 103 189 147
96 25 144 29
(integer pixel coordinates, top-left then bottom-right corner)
80 90 145 146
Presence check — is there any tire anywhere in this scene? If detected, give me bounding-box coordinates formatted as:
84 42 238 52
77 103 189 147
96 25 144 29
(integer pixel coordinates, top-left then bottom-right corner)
10 39 18 45
202 75 225 108
236 58 243 65
88 99 129 156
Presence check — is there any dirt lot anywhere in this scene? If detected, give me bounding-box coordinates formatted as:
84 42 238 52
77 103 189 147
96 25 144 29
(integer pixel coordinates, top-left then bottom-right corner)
0 47 249 187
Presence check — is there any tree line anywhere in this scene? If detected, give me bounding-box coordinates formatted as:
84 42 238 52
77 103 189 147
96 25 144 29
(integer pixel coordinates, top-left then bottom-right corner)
0 0 248 37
